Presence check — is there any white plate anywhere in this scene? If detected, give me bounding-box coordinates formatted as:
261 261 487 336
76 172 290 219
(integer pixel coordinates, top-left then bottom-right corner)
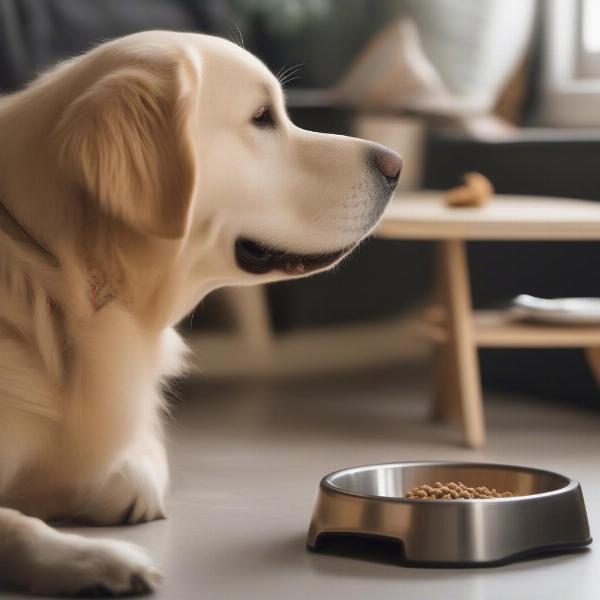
511 294 600 325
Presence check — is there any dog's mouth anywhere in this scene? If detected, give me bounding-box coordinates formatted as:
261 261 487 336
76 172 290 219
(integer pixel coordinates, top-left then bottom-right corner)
235 237 352 275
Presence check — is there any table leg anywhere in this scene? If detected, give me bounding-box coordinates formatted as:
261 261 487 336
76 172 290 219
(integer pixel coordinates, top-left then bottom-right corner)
222 285 273 359
440 239 486 448
585 347 600 387
431 244 460 422
432 342 462 422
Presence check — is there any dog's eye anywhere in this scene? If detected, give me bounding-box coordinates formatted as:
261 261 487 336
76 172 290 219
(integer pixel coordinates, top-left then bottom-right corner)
252 106 274 128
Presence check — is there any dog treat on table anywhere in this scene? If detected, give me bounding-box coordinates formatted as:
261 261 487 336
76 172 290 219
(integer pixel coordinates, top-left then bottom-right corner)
444 172 494 208
406 481 514 500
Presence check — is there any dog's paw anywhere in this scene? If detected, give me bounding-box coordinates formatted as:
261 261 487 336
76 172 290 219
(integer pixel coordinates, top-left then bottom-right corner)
30 535 161 597
119 480 166 525
80 445 168 525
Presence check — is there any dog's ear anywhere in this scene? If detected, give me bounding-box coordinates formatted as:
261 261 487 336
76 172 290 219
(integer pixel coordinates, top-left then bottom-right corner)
56 51 199 239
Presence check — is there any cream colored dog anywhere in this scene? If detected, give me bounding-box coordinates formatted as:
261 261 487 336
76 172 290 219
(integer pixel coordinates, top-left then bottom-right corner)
0 31 401 596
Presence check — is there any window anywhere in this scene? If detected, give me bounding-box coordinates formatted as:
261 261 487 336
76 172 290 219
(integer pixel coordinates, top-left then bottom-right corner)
579 0 600 77
539 0 600 126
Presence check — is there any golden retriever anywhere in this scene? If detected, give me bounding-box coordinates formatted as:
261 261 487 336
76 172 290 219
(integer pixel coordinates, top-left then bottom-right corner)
0 31 401 596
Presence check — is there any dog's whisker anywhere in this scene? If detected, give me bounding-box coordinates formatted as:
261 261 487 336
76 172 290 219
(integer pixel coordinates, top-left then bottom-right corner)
275 64 289 81
280 64 302 78
276 64 296 79
280 75 301 88
228 25 245 49
276 63 303 85
233 24 244 49
279 67 302 84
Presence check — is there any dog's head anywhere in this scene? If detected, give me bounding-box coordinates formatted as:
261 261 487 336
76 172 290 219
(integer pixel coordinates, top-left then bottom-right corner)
54 32 401 322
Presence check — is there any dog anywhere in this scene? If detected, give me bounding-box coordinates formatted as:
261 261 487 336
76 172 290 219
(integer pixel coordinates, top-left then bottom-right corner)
0 30 401 596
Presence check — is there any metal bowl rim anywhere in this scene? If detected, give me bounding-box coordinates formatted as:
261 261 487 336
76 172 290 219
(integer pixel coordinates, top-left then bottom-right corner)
321 461 578 504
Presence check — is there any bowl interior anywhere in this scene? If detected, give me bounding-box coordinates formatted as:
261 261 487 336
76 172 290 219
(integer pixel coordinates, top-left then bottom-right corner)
327 463 570 499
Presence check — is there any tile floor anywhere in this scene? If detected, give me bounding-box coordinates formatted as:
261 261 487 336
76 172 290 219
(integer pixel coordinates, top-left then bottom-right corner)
5 364 600 599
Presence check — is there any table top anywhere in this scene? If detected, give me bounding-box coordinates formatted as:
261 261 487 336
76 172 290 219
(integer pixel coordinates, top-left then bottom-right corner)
377 191 600 240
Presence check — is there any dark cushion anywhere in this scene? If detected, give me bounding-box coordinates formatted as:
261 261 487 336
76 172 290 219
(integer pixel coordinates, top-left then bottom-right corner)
0 0 232 92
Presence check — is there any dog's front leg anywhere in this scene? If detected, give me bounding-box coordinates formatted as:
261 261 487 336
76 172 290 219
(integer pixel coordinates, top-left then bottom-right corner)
0 507 161 596
79 435 169 526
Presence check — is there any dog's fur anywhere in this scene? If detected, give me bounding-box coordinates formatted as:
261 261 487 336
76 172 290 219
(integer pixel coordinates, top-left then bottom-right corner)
0 31 400 596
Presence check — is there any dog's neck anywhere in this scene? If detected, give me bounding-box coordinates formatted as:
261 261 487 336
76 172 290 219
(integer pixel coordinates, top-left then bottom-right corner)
0 195 58 267
0 194 112 311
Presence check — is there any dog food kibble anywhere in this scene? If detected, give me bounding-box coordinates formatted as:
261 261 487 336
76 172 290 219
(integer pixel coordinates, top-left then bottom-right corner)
406 481 514 500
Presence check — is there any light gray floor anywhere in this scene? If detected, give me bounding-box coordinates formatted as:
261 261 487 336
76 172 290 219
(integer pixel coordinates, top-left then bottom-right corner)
7 365 600 599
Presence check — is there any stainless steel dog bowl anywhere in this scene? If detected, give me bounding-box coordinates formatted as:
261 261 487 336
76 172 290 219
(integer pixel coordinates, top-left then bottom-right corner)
307 462 591 566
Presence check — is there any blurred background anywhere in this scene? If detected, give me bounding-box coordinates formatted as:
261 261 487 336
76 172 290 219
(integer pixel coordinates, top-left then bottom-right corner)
2 0 599 411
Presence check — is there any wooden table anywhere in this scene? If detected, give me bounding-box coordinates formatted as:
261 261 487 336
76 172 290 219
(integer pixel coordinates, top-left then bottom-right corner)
377 192 600 448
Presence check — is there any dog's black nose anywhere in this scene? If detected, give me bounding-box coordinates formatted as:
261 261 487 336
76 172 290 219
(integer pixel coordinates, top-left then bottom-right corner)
374 146 402 187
